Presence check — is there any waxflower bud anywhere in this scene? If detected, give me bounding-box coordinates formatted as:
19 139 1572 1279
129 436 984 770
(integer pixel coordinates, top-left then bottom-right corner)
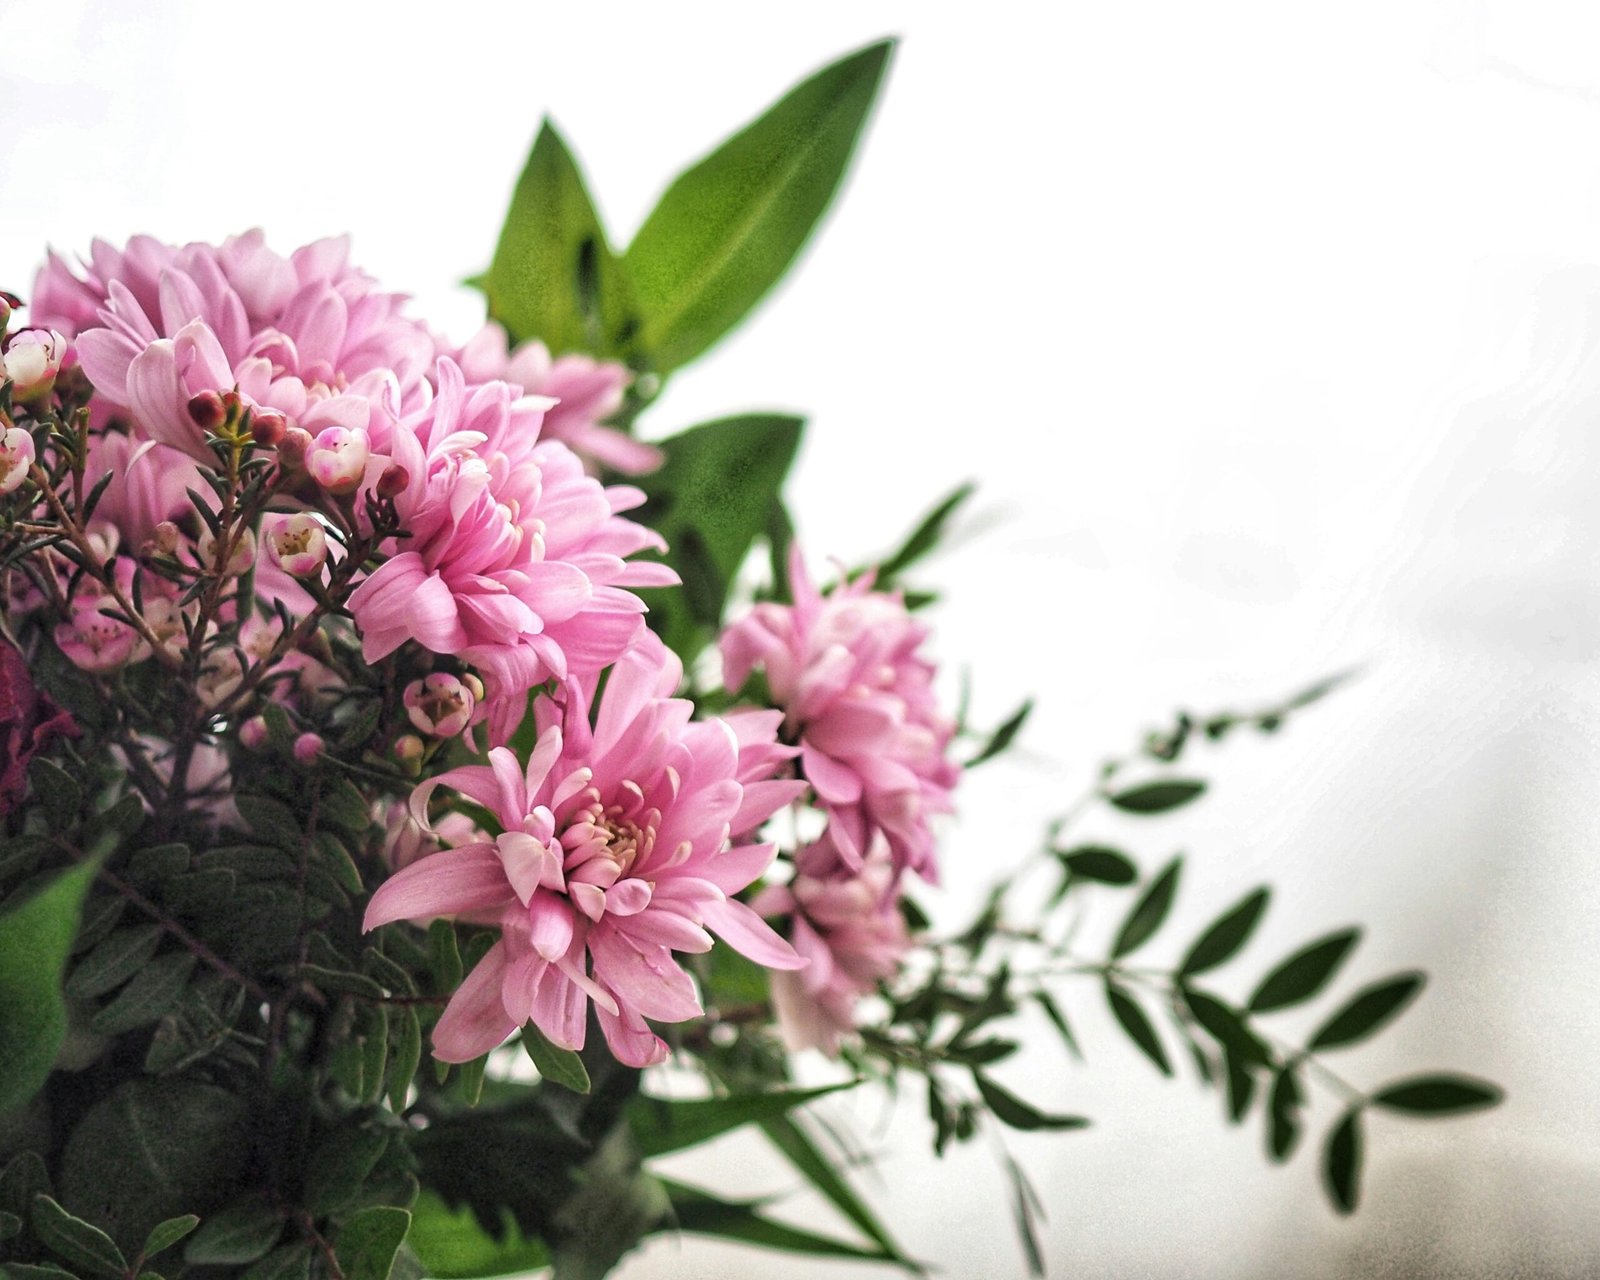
239 716 269 750
2 329 65 402
151 521 181 555
0 426 35 496
292 732 324 764
198 526 255 577
403 673 475 738
376 463 409 500
0 295 11 332
278 426 313 468
306 426 369 495
187 390 227 431
392 734 425 764
264 514 328 578
250 410 287 447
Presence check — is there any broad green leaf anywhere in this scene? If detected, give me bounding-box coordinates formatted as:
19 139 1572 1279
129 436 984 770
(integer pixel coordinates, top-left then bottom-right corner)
0 858 98 1112
404 1192 551 1279
89 951 196 1036
966 699 1033 770
1247 928 1361 1014
240 1240 313 1280
659 1178 899 1265
234 795 303 852
32 1194 129 1277
1104 980 1171 1076
1106 778 1207 815
520 1023 591 1094
1307 972 1425 1051
1057 845 1137 886
624 39 894 373
759 1115 913 1266
29 758 83 829
334 1207 411 1280
1322 1109 1363 1214
629 1084 850 1159
304 1126 389 1217
973 1073 1090 1133
876 481 975 583
1370 1074 1503 1116
141 1215 201 1261
1110 857 1182 958
485 119 635 359
1178 888 1270 977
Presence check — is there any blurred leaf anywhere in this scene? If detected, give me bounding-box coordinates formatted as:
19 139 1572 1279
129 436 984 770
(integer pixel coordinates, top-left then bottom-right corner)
429 919 463 994
234 796 302 853
759 1116 913 1266
1182 990 1271 1068
1322 1109 1363 1215
1032 989 1082 1061
1001 1154 1046 1279
404 1192 551 1279
1370 1075 1503 1116
240 1241 313 1280
973 1073 1089 1133
1057 845 1137 886
305 1125 390 1217
624 40 894 373
966 700 1032 770
32 1194 129 1277
1221 1043 1257 1123
89 951 195 1036
659 1178 901 1265
140 1215 200 1261
521 1023 591 1095
1267 1066 1303 1164
1110 857 1182 959
1177 888 1270 978
629 1084 849 1159
1104 980 1171 1076
877 482 975 583
3 1263 80 1279
1106 778 1206 815
334 1206 411 1280
1307 972 1425 1051
1247 928 1361 1014
0 858 98 1112
389 1007 423 1112
29 758 82 830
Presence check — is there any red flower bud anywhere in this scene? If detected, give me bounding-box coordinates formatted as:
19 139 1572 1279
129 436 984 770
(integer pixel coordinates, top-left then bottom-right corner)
277 426 314 468
187 390 227 431
250 410 287 447
376 464 409 500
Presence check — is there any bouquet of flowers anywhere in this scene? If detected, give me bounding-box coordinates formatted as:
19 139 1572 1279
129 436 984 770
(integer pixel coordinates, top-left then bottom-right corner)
0 40 1500 1280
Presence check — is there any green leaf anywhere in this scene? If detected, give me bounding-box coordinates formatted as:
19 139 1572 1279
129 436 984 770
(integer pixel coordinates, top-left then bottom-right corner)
1322 1108 1363 1214
624 39 894 373
966 699 1032 770
1110 856 1182 958
0 1209 22 1242
1307 972 1425 1051
65 923 163 999
1221 1043 1257 1123
304 1125 390 1217
1267 1066 1303 1164
89 951 195 1036
234 795 303 852
334 1207 411 1280
659 1178 899 1265
0 858 98 1112
183 1198 284 1267
389 1007 422 1112
876 482 975 583
1106 778 1207 815
140 1215 200 1261
629 1084 850 1158
1370 1074 1503 1116
3 1264 81 1279
404 1192 551 1279
1032 989 1082 1060
319 779 373 837
973 1073 1090 1133
759 1116 913 1266
0 1151 51 1218
1104 980 1171 1076
240 1241 313 1280
1178 888 1270 977
29 758 83 830
1182 989 1271 1067
520 1023 591 1094
428 920 463 995
1057 845 1137 886
1247 928 1361 1014
635 414 803 660
32 1194 129 1277
485 118 635 359
1001 1155 1046 1279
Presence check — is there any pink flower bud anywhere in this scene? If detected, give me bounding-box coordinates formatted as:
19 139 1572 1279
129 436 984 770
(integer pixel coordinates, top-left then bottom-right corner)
250 410 287 447
292 732 324 763
392 733 425 764
187 390 227 431
376 464 409 500
151 521 181 555
264 514 328 578
0 426 35 496
54 598 137 672
198 526 255 577
239 716 269 750
403 672 476 738
278 426 314 468
306 426 369 495
3 329 65 402
0 294 10 332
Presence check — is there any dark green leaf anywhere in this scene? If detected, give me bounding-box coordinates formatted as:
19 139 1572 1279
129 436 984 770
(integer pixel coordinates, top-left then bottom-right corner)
1370 1074 1503 1116
319 779 373 837
234 795 303 852
1057 845 1137 886
1182 990 1271 1067
240 1241 312 1280
973 1073 1089 1132
1178 888 1270 977
428 920 462 995
3 1264 81 1279
485 119 635 359
304 1126 389 1217
629 1084 850 1159
29 758 83 829
1322 1109 1363 1214
66 924 162 998
1221 1044 1257 1123
126 844 190 886
1033 989 1082 1060
624 40 894 373
0 1151 51 1218
1247 928 1361 1014
1110 857 1182 958
32 1194 129 1277
388 1007 422 1112
759 1116 912 1266
1267 1066 1303 1164
334 1207 410 1280
966 700 1032 770
1001 1155 1045 1279
0 1209 22 1242
140 1215 200 1261
520 1022 590 1094
1106 778 1207 815
184 1199 284 1266
1307 972 1425 1051
877 482 975 583
0 858 98 1112
660 1178 900 1265
89 951 195 1036
1104 980 1170 1076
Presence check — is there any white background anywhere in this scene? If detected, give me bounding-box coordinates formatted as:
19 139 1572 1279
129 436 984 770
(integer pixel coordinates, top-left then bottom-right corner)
4 2 1599 1276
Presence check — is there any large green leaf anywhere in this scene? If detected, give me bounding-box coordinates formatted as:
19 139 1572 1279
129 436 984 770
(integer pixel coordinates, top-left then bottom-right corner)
624 40 894 373
1307 972 1425 1051
1247 928 1360 1014
658 1179 898 1264
1110 857 1182 959
0 858 98 1112
1178 888 1270 977
628 1084 850 1159
484 119 635 359
335 1206 412 1280
1370 1074 1503 1116
635 414 804 661
404 1193 551 1280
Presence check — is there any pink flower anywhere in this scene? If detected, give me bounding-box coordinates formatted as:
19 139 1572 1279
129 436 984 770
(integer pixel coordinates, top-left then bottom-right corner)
720 545 960 883
755 832 912 1056
36 231 435 460
3 328 65 400
54 596 138 672
264 514 329 578
455 323 661 475
1 637 79 817
347 360 676 743
78 430 206 553
1 426 35 496
363 637 808 1068
305 426 370 494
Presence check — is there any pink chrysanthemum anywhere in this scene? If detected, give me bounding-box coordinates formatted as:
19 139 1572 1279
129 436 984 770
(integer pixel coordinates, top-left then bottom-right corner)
754 830 912 1056
720 545 960 883
454 322 661 475
347 359 675 743
363 637 807 1068
35 231 435 459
